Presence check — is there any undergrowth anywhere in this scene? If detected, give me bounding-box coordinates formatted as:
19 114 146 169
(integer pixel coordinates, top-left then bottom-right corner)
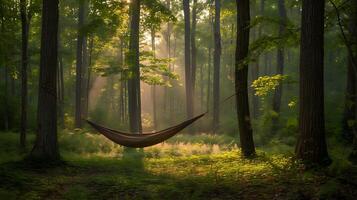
0 131 356 200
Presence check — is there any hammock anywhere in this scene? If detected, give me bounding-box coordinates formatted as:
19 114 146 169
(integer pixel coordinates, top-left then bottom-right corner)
86 113 206 148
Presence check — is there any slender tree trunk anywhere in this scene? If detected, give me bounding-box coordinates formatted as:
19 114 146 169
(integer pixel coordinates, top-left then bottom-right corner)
207 47 212 112
20 0 29 147
4 64 9 131
213 0 221 133
252 0 265 119
75 0 85 128
183 0 193 123
295 0 330 165
58 52 65 127
271 0 287 132
191 0 197 93
236 0 256 157
81 33 89 121
30 0 60 160
163 0 171 118
348 0 357 164
128 0 142 133
342 2 357 143
343 57 356 142
151 29 157 130
85 37 93 120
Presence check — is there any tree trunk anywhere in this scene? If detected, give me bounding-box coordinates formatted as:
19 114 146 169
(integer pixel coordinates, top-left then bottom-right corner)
30 0 60 161
348 0 357 164
236 0 256 157
295 0 330 165
128 0 142 133
343 57 356 142
151 29 157 130
191 0 197 93
75 0 85 128
163 0 171 118
4 64 9 131
58 52 65 127
84 36 93 121
251 0 265 119
207 47 212 112
183 0 193 123
20 0 29 148
213 0 221 133
271 0 287 132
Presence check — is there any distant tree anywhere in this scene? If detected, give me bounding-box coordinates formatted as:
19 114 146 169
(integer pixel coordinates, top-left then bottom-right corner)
271 0 287 132
342 0 357 143
213 0 221 133
128 0 142 133
75 0 88 128
295 0 330 165
236 0 256 157
183 0 193 125
20 0 29 148
347 0 357 164
191 0 197 94
30 0 60 160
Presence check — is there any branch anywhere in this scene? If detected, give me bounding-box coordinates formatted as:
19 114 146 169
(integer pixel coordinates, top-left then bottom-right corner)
328 0 357 74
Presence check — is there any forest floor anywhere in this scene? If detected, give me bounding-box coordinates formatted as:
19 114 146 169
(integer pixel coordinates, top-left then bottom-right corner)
0 131 357 200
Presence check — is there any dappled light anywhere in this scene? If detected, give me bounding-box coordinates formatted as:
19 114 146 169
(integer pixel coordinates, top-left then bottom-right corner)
1 0 357 199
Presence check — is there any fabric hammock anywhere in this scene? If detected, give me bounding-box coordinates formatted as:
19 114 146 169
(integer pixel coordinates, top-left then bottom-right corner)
86 113 206 148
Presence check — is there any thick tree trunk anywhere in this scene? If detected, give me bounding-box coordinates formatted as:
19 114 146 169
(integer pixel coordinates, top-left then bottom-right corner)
20 0 29 147
183 0 193 123
236 0 256 157
271 0 287 132
30 0 60 160
295 0 330 165
213 0 221 133
128 0 142 133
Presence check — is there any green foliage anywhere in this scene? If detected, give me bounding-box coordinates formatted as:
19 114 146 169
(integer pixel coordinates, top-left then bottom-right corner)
251 75 288 98
139 51 179 86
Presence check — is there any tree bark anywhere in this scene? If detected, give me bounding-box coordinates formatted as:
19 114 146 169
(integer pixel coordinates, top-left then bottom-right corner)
58 51 65 127
213 0 221 133
30 0 60 160
75 0 85 128
251 0 265 119
236 0 256 157
348 0 357 164
295 0 330 165
4 64 9 131
183 0 193 123
151 29 157 130
271 0 287 132
191 0 197 93
343 57 356 142
128 0 142 133
20 0 29 148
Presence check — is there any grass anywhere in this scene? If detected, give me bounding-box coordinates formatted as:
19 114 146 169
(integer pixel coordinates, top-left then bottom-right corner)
0 131 356 199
